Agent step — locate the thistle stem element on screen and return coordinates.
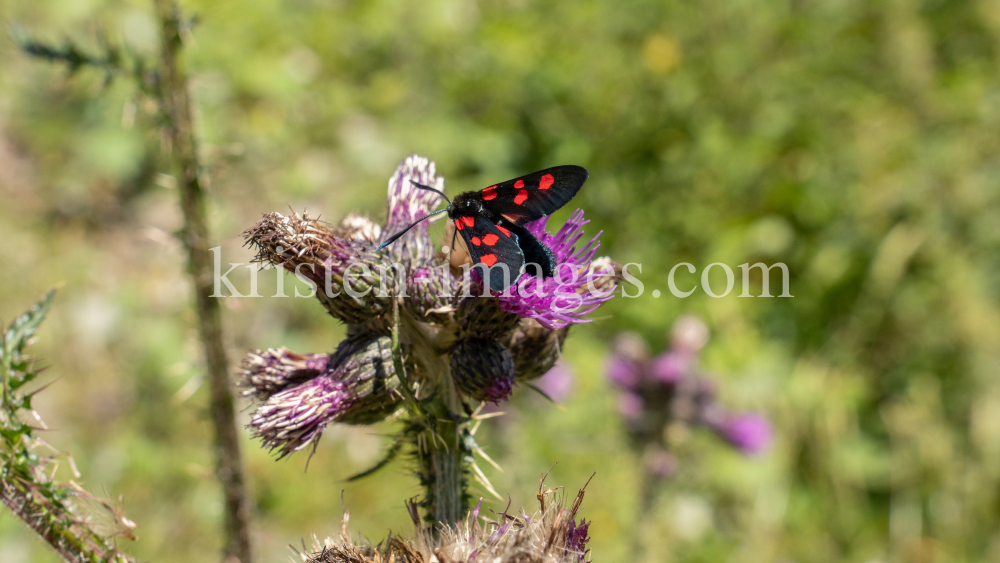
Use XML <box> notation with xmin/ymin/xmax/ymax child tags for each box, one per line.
<box><xmin>154</xmin><ymin>2</ymin><xmax>253</xmax><ymax>561</ymax></box>
<box><xmin>392</xmin><ymin>299</ymin><xmax>468</xmax><ymax>532</ymax></box>
<box><xmin>421</xmin><ymin>418</ymin><xmax>466</xmax><ymax>528</ymax></box>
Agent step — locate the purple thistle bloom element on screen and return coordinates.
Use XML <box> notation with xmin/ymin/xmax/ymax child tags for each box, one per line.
<box><xmin>249</xmin><ymin>376</ymin><xmax>354</xmax><ymax>458</ymax></box>
<box><xmin>650</xmin><ymin>351</ymin><xmax>692</xmax><ymax>384</ymax></box>
<box><xmin>718</xmin><ymin>413</ymin><xmax>773</xmax><ymax>456</ymax></box>
<box><xmin>606</xmin><ymin>317</ymin><xmax>775</xmax><ymax>483</ymax></box>
<box><xmin>606</xmin><ymin>355</ymin><xmax>643</xmax><ymax>390</ymax></box>
<box><xmin>494</xmin><ymin>212</ymin><xmax>614</xmax><ymax>329</ymax></box>
<box><xmin>241</xmin><ymin>335</ymin><xmax>401</xmax><ymax>457</ymax></box>
<box><xmin>239</xmin><ymin>347</ymin><xmax>330</xmax><ymax>399</ymax></box>
<box><xmin>534</xmin><ymin>362</ymin><xmax>574</xmax><ymax>402</ymax></box>
<box><xmin>383</xmin><ymin>155</ymin><xmax>446</xmax><ymax>265</ymax></box>
<box><xmin>242</xmin><ymin>154</ymin><xmax>619</xmax><ymax>445</ymax></box>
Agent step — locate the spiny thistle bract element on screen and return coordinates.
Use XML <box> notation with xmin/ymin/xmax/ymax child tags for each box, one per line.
<box><xmin>240</xmin><ymin>155</ymin><xmax>618</xmax><ymax>525</ymax></box>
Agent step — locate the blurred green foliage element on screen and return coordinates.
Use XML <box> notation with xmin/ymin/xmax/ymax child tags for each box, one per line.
<box><xmin>2</xmin><ymin>0</ymin><xmax>1000</xmax><ymax>562</ymax></box>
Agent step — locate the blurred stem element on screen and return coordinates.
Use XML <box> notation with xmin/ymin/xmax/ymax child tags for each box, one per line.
<box><xmin>632</xmin><ymin>467</ymin><xmax>658</xmax><ymax>560</ymax></box>
<box><xmin>154</xmin><ymin>2</ymin><xmax>253</xmax><ymax>562</ymax></box>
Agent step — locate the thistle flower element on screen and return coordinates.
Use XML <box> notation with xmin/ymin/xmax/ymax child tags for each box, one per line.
<box><xmin>302</xmin><ymin>475</ymin><xmax>594</xmax><ymax>563</ymax></box>
<box><xmin>450</xmin><ymin>338</ymin><xmax>516</xmax><ymax>403</ymax></box>
<box><xmin>493</xmin><ymin>212</ymin><xmax>616</xmax><ymax>330</ymax></box>
<box><xmin>239</xmin><ymin>347</ymin><xmax>330</xmax><ymax>399</ymax></box>
<box><xmin>715</xmin><ymin>413</ymin><xmax>773</xmax><ymax>456</ymax></box>
<box><xmin>241</xmin><ymin>335</ymin><xmax>400</xmax><ymax>458</ymax></box>
<box><xmin>243</xmin><ymin>154</ymin><xmax>617</xmax><ymax>417</ymax></box>
<box><xmin>604</xmin><ymin>315</ymin><xmax>773</xmax><ymax>471</ymax></box>
<box><xmin>241</xmin><ymin>155</ymin><xmax>618</xmax><ymax>527</ymax></box>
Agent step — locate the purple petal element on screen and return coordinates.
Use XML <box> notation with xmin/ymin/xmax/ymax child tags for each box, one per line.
<box><xmin>606</xmin><ymin>355</ymin><xmax>643</xmax><ymax>389</ymax></box>
<box><xmin>719</xmin><ymin>413</ymin><xmax>773</xmax><ymax>456</ymax></box>
<box><xmin>534</xmin><ymin>363</ymin><xmax>573</xmax><ymax>401</ymax></box>
<box><xmin>650</xmin><ymin>351</ymin><xmax>692</xmax><ymax>384</ymax></box>
<box><xmin>493</xmin><ymin>210</ymin><xmax>615</xmax><ymax>329</ymax></box>
<box><xmin>566</xmin><ymin>518</ymin><xmax>591</xmax><ymax>559</ymax></box>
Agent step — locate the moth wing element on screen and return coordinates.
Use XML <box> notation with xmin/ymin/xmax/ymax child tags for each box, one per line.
<box><xmin>478</xmin><ymin>165</ymin><xmax>588</xmax><ymax>222</ymax></box>
<box><xmin>454</xmin><ymin>214</ymin><xmax>524</xmax><ymax>292</ymax></box>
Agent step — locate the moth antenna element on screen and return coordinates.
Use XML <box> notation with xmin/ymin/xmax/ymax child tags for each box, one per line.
<box><xmin>411</xmin><ymin>181</ymin><xmax>452</xmax><ymax>205</ymax></box>
<box><xmin>376</xmin><ymin>209</ymin><xmax>449</xmax><ymax>251</ymax></box>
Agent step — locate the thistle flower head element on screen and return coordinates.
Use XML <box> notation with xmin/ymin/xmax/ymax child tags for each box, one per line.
<box><xmin>605</xmin><ymin>316</ymin><xmax>774</xmax><ymax>463</ymax></box>
<box><xmin>239</xmin><ymin>347</ymin><xmax>329</xmax><ymax>399</ymax></box>
<box><xmin>241</xmin><ymin>335</ymin><xmax>401</xmax><ymax>458</ymax></box>
<box><xmin>494</xmin><ymin>212</ymin><xmax>616</xmax><ymax>330</ymax></box>
<box><xmin>241</xmin><ymin>155</ymin><xmax>619</xmax><ymax>459</ymax></box>
<box><xmin>450</xmin><ymin>338</ymin><xmax>516</xmax><ymax>403</ymax></box>
<box><xmin>303</xmin><ymin>476</ymin><xmax>594</xmax><ymax>563</ymax></box>
<box><xmin>383</xmin><ymin>154</ymin><xmax>445</xmax><ymax>265</ymax></box>
<box><xmin>716</xmin><ymin>413</ymin><xmax>773</xmax><ymax>456</ymax></box>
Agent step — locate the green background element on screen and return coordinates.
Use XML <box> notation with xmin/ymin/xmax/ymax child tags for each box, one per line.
<box><xmin>2</xmin><ymin>0</ymin><xmax>1000</xmax><ymax>561</ymax></box>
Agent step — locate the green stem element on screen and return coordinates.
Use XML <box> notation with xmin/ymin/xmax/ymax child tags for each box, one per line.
<box><xmin>154</xmin><ymin>2</ymin><xmax>253</xmax><ymax>561</ymax></box>
<box><xmin>392</xmin><ymin>299</ymin><xmax>468</xmax><ymax>532</ymax></box>
<box><xmin>422</xmin><ymin>417</ymin><xmax>466</xmax><ymax>528</ymax></box>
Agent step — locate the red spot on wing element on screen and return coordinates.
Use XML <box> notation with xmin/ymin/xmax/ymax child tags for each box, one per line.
<box><xmin>497</xmin><ymin>226</ymin><xmax>511</xmax><ymax>237</ymax></box>
<box><xmin>480</xmin><ymin>254</ymin><xmax>498</xmax><ymax>267</ymax></box>
<box><xmin>482</xmin><ymin>234</ymin><xmax>500</xmax><ymax>246</ymax></box>
<box><xmin>482</xmin><ymin>186</ymin><xmax>497</xmax><ymax>201</ymax></box>
<box><xmin>455</xmin><ymin>219</ymin><xmax>464</xmax><ymax>230</ymax></box>
<box><xmin>461</xmin><ymin>216</ymin><xmax>475</xmax><ymax>228</ymax></box>
<box><xmin>471</xmin><ymin>237</ymin><xmax>481</xmax><ymax>246</ymax></box>
<box><xmin>514</xmin><ymin>180</ymin><xmax>524</xmax><ymax>189</ymax></box>
<box><xmin>539</xmin><ymin>174</ymin><xmax>554</xmax><ymax>190</ymax></box>
<box><xmin>514</xmin><ymin>190</ymin><xmax>528</xmax><ymax>205</ymax></box>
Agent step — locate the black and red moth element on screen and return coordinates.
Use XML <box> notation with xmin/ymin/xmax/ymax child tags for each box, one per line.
<box><xmin>377</xmin><ymin>165</ymin><xmax>589</xmax><ymax>292</ymax></box>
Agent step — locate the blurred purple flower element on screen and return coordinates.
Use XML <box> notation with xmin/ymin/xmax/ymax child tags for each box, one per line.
<box><xmin>650</xmin><ymin>351</ymin><xmax>692</xmax><ymax>383</ymax></box>
<box><xmin>718</xmin><ymin>413</ymin><xmax>773</xmax><ymax>456</ymax></box>
<box><xmin>618</xmin><ymin>392</ymin><xmax>644</xmax><ymax>421</ymax></box>
<box><xmin>606</xmin><ymin>355</ymin><xmax>643</xmax><ymax>389</ymax></box>
<box><xmin>534</xmin><ymin>363</ymin><xmax>573</xmax><ymax>402</ymax></box>
<box><xmin>606</xmin><ymin>332</ymin><xmax>649</xmax><ymax>389</ymax></box>
<box><xmin>605</xmin><ymin>316</ymin><xmax>775</xmax><ymax>482</ymax></box>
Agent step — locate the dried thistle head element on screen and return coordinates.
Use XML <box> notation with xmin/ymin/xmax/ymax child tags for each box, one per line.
<box><xmin>301</xmin><ymin>475</ymin><xmax>595</xmax><ymax>563</ymax></box>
